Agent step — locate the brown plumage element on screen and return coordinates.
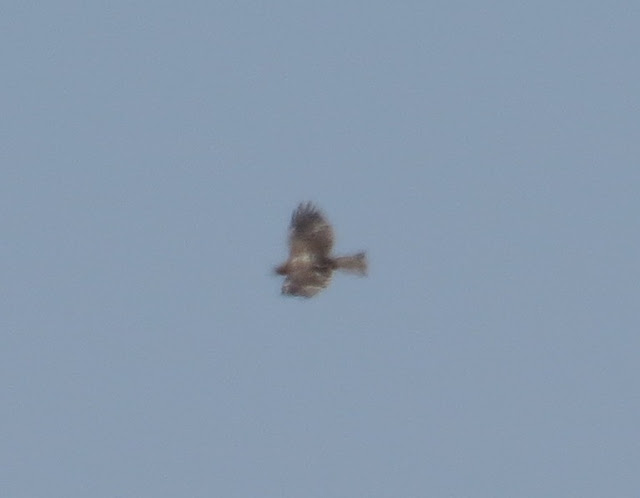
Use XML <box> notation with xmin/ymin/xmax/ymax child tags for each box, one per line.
<box><xmin>275</xmin><ymin>202</ymin><xmax>367</xmax><ymax>297</ymax></box>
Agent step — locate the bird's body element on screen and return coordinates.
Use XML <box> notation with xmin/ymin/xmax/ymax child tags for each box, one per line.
<box><xmin>275</xmin><ymin>202</ymin><xmax>367</xmax><ymax>297</ymax></box>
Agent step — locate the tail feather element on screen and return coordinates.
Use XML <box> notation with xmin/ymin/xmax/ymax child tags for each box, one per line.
<box><xmin>333</xmin><ymin>252</ymin><xmax>367</xmax><ymax>276</ymax></box>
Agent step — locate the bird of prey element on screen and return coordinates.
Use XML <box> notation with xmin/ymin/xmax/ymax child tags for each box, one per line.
<box><xmin>275</xmin><ymin>202</ymin><xmax>367</xmax><ymax>297</ymax></box>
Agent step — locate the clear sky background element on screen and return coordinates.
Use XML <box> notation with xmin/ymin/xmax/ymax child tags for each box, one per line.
<box><xmin>2</xmin><ymin>2</ymin><xmax>639</xmax><ymax>497</ymax></box>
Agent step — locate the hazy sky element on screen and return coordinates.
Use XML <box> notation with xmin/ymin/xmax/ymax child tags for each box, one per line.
<box><xmin>2</xmin><ymin>2</ymin><xmax>639</xmax><ymax>497</ymax></box>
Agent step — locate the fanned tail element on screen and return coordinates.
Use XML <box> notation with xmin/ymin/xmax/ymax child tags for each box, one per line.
<box><xmin>333</xmin><ymin>252</ymin><xmax>367</xmax><ymax>276</ymax></box>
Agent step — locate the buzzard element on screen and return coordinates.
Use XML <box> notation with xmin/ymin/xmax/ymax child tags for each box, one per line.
<box><xmin>275</xmin><ymin>202</ymin><xmax>367</xmax><ymax>297</ymax></box>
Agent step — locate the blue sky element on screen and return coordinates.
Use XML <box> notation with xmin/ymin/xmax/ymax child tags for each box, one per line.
<box><xmin>2</xmin><ymin>2</ymin><xmax>639</xmax><ymax>497</ymax></box>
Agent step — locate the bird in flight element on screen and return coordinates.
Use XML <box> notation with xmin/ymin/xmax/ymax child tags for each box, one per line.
<box><xmin>275</xmin><ymin>202</ymin><xmax>367</xmax><ymax>297</ymax></box>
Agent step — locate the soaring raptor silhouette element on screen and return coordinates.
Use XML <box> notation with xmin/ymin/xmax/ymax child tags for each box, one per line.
<box><xmin>275</xmin><ymin>202</ymin><xmax>367</xmax><ymax>297</ymax></box>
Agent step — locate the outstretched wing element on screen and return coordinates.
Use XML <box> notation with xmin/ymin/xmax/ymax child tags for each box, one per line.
<box><xmin>282</xmin><ymin>268</ymin><xmax>332</xmax><ymax>298</ymax></box>
<box><xmin>288</xmin><ymin>202</ymin><xmax>334</xmax><ymax>259</ymax></box>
